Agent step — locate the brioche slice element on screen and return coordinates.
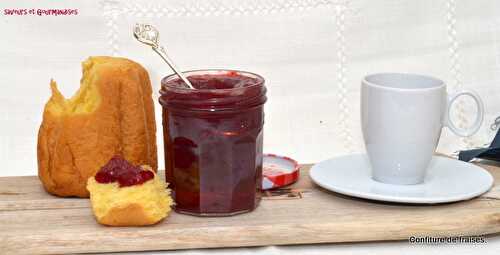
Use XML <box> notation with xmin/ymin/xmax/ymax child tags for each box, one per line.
<box><xmin>87</xmin><ymin>156</ymin><xmax>173</xmax><ymax>226</ymax></box>
<box><xmin>38</xmin><ymin>56</ymin><xmax>157</xmax><ymax>197</ymax></box>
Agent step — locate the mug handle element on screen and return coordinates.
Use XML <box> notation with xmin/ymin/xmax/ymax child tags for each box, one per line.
<box><xmin>445</xmin><ymin>90</ymin><xmax>484</xmax><ymax>137</ymax></box>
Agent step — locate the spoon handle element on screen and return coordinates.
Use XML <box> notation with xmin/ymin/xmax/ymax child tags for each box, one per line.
<box><xmin>152</xmin><ymin>45</ymin><xmax>194</xmax><ymax>89</ymax></box>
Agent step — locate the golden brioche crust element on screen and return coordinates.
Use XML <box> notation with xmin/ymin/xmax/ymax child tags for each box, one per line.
<box><xmin>99</xmin><ymin>203</ymin><xmax>163</xmax><ymax>226</ymax></box>
<box><xmin>38</xmin><ymin>56</ymin><xmax>157</xmax><ymax>197</ymax></box>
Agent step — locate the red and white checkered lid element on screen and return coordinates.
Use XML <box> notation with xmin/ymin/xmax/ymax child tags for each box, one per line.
<box><xmin>262</xmin><ymin>154</ymin><xmax>300</xmax><ymax>190</ymax></box>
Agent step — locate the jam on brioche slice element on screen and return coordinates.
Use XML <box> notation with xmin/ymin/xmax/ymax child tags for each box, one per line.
<box><xmin>94</xmin><ymin>155</ymin><xmax>155</xmax><ymax>187</ymax></box>
<box><xmin>87</xmin><ymin>156</ymin><xmax>173</xmax><ymax>226</ymax></box>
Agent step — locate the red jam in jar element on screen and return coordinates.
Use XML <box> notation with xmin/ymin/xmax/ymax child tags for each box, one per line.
<box><xmin>159</xmin><ymin>70</ymin><xmax>267</xmax><ymax>216</ymax></box>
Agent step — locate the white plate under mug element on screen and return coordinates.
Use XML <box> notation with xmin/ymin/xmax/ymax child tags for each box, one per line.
<box><xmin>309</xmin><ymin>154</ymin><xmax>494</xmax><ymax>204</ymax></box>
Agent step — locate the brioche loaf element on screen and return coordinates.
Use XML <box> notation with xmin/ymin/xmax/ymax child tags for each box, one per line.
<box><xmin>37</xmin><ymin>56</ymin><xmax>157</xmax><ymax>197</ymax></box>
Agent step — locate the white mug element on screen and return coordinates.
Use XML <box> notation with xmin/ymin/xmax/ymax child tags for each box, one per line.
<box><xmin>361</xmin><ymin>73</ymin><xmax>484</xmax><ymax>185</ymax></box>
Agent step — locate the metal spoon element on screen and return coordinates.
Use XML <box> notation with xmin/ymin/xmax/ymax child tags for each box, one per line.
<box><xmin>133</xmin><ymin>23</ymin><xmax>194</xmax><ymax>89</ymax></box>
<box><xmin>491</xmin><ymin>115</ymin><xmax>500</xmax><ymax>131</ymax></box>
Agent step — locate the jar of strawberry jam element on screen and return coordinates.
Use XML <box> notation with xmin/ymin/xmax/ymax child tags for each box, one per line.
<box><xmin>159</xmin><ymin>69</ymin><xmax>267</xmax><ymax>216</ymax></box>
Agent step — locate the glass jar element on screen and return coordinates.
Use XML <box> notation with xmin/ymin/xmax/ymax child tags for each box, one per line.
<box><xmin>159</xmin><ymin>69</ymin><xmax>267</xmax><ymax>216</ymax></box>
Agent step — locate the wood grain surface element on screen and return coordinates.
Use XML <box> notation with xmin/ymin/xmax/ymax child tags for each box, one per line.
<box><xmin>1</xmin><ymin>162</ymin><xmax>500</xmax><ymax>255</ymax></box>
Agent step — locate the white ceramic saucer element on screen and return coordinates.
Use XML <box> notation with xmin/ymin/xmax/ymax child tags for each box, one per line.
<box><xmin>309</xmin><ymin>154</ymin><xmax>494</xmax><ymax>204</ymax></box>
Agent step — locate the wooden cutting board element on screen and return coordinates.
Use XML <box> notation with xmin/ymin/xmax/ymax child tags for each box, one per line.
<box><xmin>1</xmin><ymin>162</ymin><xmax>500</xmax><ymax>255</ymax></box>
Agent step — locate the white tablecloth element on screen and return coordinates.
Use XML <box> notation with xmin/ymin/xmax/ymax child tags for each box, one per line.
<box><xmin>102</xmin><ymin>239</ymin><xmax>500</xmax><ymax>255</ymax></box>
<box><xmin>2</xmin><ymin>0</ymin><xmax>500</xmax><ymax>177</ymax></box>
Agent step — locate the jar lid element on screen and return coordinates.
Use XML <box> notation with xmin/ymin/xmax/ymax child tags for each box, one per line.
<box><xmin>262</xmin><ymin>154</ymin><xmax>300</xmax><ymax>190</ymax></box>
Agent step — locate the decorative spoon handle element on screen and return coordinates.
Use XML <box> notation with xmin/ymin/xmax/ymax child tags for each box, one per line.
<box><xmin>133</xmin><ymin>23</ymin><xmax>194</xmax><ymax>89</ymax></box>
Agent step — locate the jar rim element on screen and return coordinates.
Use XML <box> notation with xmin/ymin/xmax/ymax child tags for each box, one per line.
<box><xmin>160</xmin><ymin>69</ymin><xmax>265</xmax><ymax>93</ymax></box>
<box><xmin>159</xmin><ymin>69</ymin><xmax>267</xmax><ymax>112</ymax></box>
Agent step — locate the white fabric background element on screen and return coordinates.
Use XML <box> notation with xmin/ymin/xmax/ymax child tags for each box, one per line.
<box><xmin>1</xmin><ymin>0</ymin><xmax>500</xmax><ymax>253</ymax></box>
<box><xmin>1</xmin><ymin>0</ymin><xmax>500</xmax><ymax>176</ymax></box>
